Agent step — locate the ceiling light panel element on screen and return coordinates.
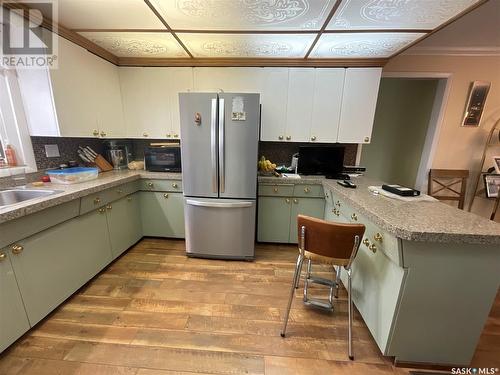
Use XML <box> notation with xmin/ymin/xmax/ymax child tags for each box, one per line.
<box><xmin>50</xmin><ymin>0</ymin><xmax>165</xmax><ymax>29</ymax></box>
<box><xmin>78</xmin><ymin>32</ymin><xmax>188</xmax><ymax>58</ymax></box>
<box><xmin>179</xmin><ymin>33</ymin><xmax>315</xmax><ymax>58</ymax></box>
<box><xmin>310</xmin><ymin>33</ymin><xmax>425</xmax><ymax>58</ymax></box>
<box><xmin>149</xmin><ymin>0</ymin><xmax>337</xmax><ymax>30</ymax></box>
<box><xmin>327</xmin><ymin>0</ymin><xmax>482</xmax><ymax>30</ymax></box>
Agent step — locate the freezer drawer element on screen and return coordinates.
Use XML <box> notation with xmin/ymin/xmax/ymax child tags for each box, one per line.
<box><xmin>184</xmin><ymin>198</ymin><xmax>256</xmax><ymax>259</ymax></box>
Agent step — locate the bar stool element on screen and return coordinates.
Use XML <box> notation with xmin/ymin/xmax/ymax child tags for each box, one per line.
<box><xmin>280</xmin><ymin>215</ymin><xmax>365</xmax><ymax>360</ymax></box>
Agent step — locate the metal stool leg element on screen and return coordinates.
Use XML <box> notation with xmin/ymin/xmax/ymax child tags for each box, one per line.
<box><xmin>347</xmin><ymin>268</ymin><xmax>354</xmax><ymax>360</ymax></box>
<box><xmin>281</xmin><ymin>253</ymin><xmax>304</xmax><ymax>338</ymax></box>
<box><xmin>303</xmin><ymin>259</ymin><xmax>312</xmax><ymax>302</ymax></box>
<box><xmin>334</xmin><ymin>265</ymin><xmax>341</xmax><ymax>298</ymax></box>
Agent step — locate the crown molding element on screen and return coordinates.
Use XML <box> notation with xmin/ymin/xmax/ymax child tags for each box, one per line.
<box><xmin>402</xmin><ymin>46</ymin><xmax>500</xmax><ymax>56</ymax></box>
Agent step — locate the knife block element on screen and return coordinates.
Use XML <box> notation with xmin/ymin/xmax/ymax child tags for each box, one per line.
<box><xmin>94</xmin><ymin>154</ymin><xmax>113</xmax><ymax>172</ymax></box>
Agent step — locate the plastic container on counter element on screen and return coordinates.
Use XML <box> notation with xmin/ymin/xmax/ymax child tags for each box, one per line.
<box><xmin>46</xmin><ymin>167</ymin><xmax>98</xmax><ymax>184</ymax></box>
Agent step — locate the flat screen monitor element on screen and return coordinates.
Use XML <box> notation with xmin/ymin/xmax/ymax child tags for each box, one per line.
<box><xmin>297</xmin><ymin>145</ymin><xmax>345</xmax><ymax>176</ymax></box>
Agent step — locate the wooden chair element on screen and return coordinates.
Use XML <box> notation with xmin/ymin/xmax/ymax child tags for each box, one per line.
<box><xmin>428</xmin><ymin>169</ymin><xmax>469</xmax><ymax>209</ymax></box>
<box><xmin>280</xmin><ymin>215</ymin><xmax>365</xmax><ymax>360</ymax></box>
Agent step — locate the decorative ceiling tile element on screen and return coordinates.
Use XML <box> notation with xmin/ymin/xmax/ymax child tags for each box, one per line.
<box><xmin>327</xmin><ymin>0</ymin><xmax>482</xmax><ymax>30</ymax></box>
<box><xmin>78</xmin><ymin>32</ymin><xmax>188</xmax><ymax>58</ymax></box>
<box><xmin>38</xmin><ymin>0</ymin><xmax>165</xmax><ymax>30</ymax></box>
<box><xmin>310</xmin><ymin>33</ymin><xmax>425</xmax><ymax>58</ymax></box>
<box><xmin>178</xmin><ymin>33</ymin><xmax>315</xmax><ymax>58</ymax></box>
<box><xmin>149</xmin><ymin>0</ymin><xmax>336</xmax><ymax>30</ymax></box>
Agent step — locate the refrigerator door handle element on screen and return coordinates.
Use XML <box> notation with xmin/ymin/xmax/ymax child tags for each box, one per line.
<box><xmin>210</xmin><ymin>98</ymin><xmax>218</xmax><ymax>193</ymax></box>
<box><xmin>186</xmin><ymin>199</ymin><xmax>253</xmax><ymax>208</ymax></box>
<box><xmin>218</xmin><ymin>98</ymin><xmax>225</xmax><ymax>193</ymax></box>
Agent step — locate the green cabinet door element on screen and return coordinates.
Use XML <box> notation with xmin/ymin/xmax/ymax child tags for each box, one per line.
<box><xmin>139</xmin><ymin>192</ymin><xmax>185</xmax><ymax>238</ymax></box>
<box><xmin>9</xmin><ymin>208</ymin><xmax>113</xmax><ymax>326</ymax></box>
<box><xmin>106</xmin><ymin>193</ymin><xmax>143</xmax><ymax>259</ymax></box>
<box><xmin>0</xmin><ymin>250</ymin><xmax>30</xmax><ymax>352</ymax></box>
<box><xmin>289</xmin><ymin>198</ymin><xmax>325</xmax><ymax>244</ymax></box>
<box><xmin>257</xmin><ymin>196</ymin><xmax>292</xmax><ymax>243</ymax></box>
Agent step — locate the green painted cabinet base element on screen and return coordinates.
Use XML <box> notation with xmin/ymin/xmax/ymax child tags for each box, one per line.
<box><xmin>0</xmin><ymin>250</ymin><xmax>30</xmax><ymax>352</ymax></box>
<box><xmin>139</xmin><ymin>192</ymin><xmax>185</xmax><ymax>238</ymax></box>
<box><xmin>9</xmin><ymin>208</ymin><xmax>113</xmax><ymax>326</ymax></box>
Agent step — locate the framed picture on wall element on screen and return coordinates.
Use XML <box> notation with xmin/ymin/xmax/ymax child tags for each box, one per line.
<box><xmin>462</xmin><ymin>81</ymin><xmax>491</xmax><ymax>127</ymax></box>
<box><xmin>493</xmin><ymin>156</ymin><xmax>500</xmax><ymax>174</ymax></box>
<box><xmin>483</xmin><ymin>174</ymin><xmax>500</xmax><ymax>198</ymax></box>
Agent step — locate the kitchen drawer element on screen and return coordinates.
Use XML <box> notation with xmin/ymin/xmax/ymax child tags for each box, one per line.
<box><xmin>258</xmin><ymin>184</ymin><xmax>294</xmax><ymax>197</ymax></box>
<box><xmin>140</xmin><ymin>179</ymin><xmax>182</xmax><ymax>192</ymax></box>
<box><xmin>80</xmin><ymin>181</ymin><xmax>140</xmax><ymax>214</ymax></box>
<box><xmin>293</xmin><ymin>184</ymin><xmax>323</xmax><ymax>198</ymax></box>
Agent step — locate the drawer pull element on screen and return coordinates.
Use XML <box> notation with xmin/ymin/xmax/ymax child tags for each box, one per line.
<box><xmin>369</xmin><ymin>243</ymin><xmax>377</xmax><ymax>253</ymax></box>
<box><xmin>304</xmin><ymin>187</ymin><xmax>310</xmax><ymax>193</ymax></box>
<box><xmin>106</xmin><ymin>204</ymin><xmax>112</xmax><ymax>210</ymax></box>
<box><xmin>362</xmin><ymin>238</ymin><xmax>370</xmax><ymax>247</ymax></box>
<box><xmin>0</xmin><ymin>252</ymin><xmax>6</xmax><ymax>262</ymax></box>
<box><xmin>93</xmin><ymin>197</ymin><xmax>101</xmax><ymax>205</ymax></box>
<box><xmin>351</xmin><ymin>213</ymin><xmax>358</xmax><ymax>221</ymax></box>
<box><xmin>374</xmin><ymin>232</ymin><xmax>383</xmax><ymax>243</ymax></box>
<box><xmin>12</xmin><ymin>244</ymin><xmax>23</xmax><ymax>254</ymax></box>
<box><xmin>293</xmin><ymin>198</ymin><xmax>298</xmax><ymax>204</ymax></box>
<box><xmin>285</xmin><ymin>198</ymin><xmax>290</xmax><ymax>204</ymax></box>
<box><xmin>278</xmin><ymin>135</ymin><xmax>283</xmax><ymax>140</ymax></box>
<box><xmin>147</xmin><ymin>182</ymin><xmax>154</xmax><ymax>188</ymax></box>
<box><xmin>286</xmin><ymin>136</ymin><xmax>291</xmax><ymax>141</ymax></box>
<box><xmin>164</xmin><ymin>193</ymin><xmax>169</xmax><ymax>199</ymax></box>
<box><xmin>172</xmin><ymin>183</ymin><xmax>178</xmax><ymax>189</ymax></box>
<box><xmin>98</xmin><ymin>207</ymin><xmax>106</xmax><ymax>214</ymax></box>
<box><xmin>273</xmin><ymin>187</ymin><xmax>278</xmax><ymax>193</ymax></box>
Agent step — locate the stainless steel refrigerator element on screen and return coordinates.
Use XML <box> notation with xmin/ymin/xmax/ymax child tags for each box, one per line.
<box><xmin>179</xmin><ymin>92</ymin><xmax>260</xmax><ymax>259</ymax></box>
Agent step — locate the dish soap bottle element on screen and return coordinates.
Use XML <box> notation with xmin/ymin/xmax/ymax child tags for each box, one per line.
<box><xmin>5</xmin><ymin>143</ymin><xmax>17</xmax><ymax>166</ymax></box>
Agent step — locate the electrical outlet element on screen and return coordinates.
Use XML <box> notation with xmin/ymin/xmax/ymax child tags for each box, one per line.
<box><xmin>45</xmin><ymin>144</ymin><xmax>60</xmax><ymax>158</ymax></box>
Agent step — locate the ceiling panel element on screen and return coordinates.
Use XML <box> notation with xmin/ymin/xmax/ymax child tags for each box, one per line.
<box><xmin>327</xmin><ymin>0</ymin><xmax>482</xmax><ymax>30</ymax></box>
<box><xmin>78</xmin><ymin>32</ymin><xmax>188</xmax><ymax>58</ymax></box>
<box><xmin>39</xmin><ymin>0</ymin><xmax>166</xmax><ymax>30</ymax></box>
<box><xmin>149</xmin><ymin>0</ymin><xmax>337</xmax><ymax>30</ymax></box>
<box><xmin>310</xmin><ymin>33</ymin><xmax>425</xmax><ymax>58</ymax></box>
<box><xmin>178</xmin><ymin>33</ymin><xmax>315</xmax><ymax>58</ymax></box>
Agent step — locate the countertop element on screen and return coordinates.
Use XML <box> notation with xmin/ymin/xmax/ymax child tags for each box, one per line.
<box><xmin>323</xmin><ymin>176</ymin><xmax>500</xmax><ymax>245</ymax></box>
<box><xmin>0</xmin><ymin>170</ymin><xmax>182</xmax><ymax>224</ymax></box>
<box><xmin>257</xmin><ymin>175</ymin><xmax>326</xmax><ymax>185</ymax></box>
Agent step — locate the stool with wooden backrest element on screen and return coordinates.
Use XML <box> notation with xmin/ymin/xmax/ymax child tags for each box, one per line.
<box><xmin>428</xmin><ymin>169</ymin><xmax>469</xmax><ymax>209</ymax></box>
<box><xmin>280</xmin><ymin>215</ymin><xmax>365</xmax><ymax>360</ymax></box>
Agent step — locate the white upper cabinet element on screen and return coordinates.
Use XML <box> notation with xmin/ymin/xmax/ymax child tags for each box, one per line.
<box><xmin>259</xmin><ymin>68</ymin><xmax>289</xmax><ymax>142</ymax></box>
<box><xmin>337</xmin><ymin>68</ymin><xmax>382</xmax><ymax>144</ymax></box>
<box><xmin>310</xmin><ymin>68</ymin><xmax>345</xmax><ymax>143</ymax></box>
<box><xmin>167</xmin><ymin>68</ymin><xmax>193</xmax><ymax>139</ymax></box>
<box><xmin>193</xmin><ymin>67</ymin><xmax>263</xmax><ymax>93</ymax></box>
<box><xmin>285</xmin><ymin>68</ymin><xmax>315</xmax><ymax>142</ymax></box>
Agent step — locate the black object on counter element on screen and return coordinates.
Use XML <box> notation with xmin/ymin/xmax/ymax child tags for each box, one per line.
<box><xmin>382</xmin><ymin>184</ymin><xmax>420</xmax><ymax>197</ymax></box>
<box><xmin>337</xmin><ymin>180</ymin><xmax>357</xmax><ymax>188</ymax></box>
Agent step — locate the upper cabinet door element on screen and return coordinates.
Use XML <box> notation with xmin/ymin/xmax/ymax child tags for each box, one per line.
<box><xmin>167</xmin><ymin>68</ymin><xmax>193</xmax><ymax>139</ymax></box>
<box><xmin>259</xmin><ymin>68</ymin><xmax>288</xmax><ymax>142</ymax></box>
<box><xmin>193</xmin><ymin>67</ymin><xmax>263</xmax><ymax>93</ymax></box>
<box><xmin>310</xmin><ymin>69</ymin><xmax>345</xmax><ymax>143</ymax></box>
<box><xmin>337</xmin><ymin>68</ymin><xmax>382</xmax><ymax>144</ymax></box>
<box><xmin>285</xmin><ymin>68</ymin><xmax>315</xmax><ymax>143</ymax></box>
<box><xmin>49</xmin><ymin>37</ymin><xmax>98</xmax><ymax>137</ymax></box>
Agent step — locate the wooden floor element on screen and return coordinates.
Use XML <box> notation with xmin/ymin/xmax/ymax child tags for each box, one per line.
<box><xmin>0</xmin><ymin>238</ymin><xmax>498</xmax><ymax>374</ymax></box>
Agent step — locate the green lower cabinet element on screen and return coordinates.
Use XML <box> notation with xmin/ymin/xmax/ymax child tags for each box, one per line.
<box><xmin>9</xmin><ymin>208</ymin><xmax>113</xmax><ymax>326</ymax></box>
<box><xmin>0</xmin><ymin>250</ymin><xmax>30</xmax><ymax>352</ymax></box>
<box><xmin>139</xmin><ymin>192</ymin><xmax>185</xmax><ymax>238</ymax></box>
<box><xmin>106</xmin><ymin>193</ymin><xmax>142</xmax><ymax>259</ymax></box>
<box><xmin>289</xmin><ymin>198</ymin><xmax>325</xmax><ymax>244</ymax></box>
<box><xmin>257</xmin><ymin>196</ymin><xmax>292</xmax><ymax>243</ymax></box>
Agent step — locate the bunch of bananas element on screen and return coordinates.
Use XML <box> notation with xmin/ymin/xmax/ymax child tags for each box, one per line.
<box><xmin>258</xmin><ymin>156</ymin><xmax>276</xmax><ymax>172</ymax></box>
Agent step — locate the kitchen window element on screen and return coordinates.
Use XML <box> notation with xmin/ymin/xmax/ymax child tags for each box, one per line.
<box><xmin>0</xmin><ymin>66</ymin><xmax>37</xmax><ymax>177</ymax></box>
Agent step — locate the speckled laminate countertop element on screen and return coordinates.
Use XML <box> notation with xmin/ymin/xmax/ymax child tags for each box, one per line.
<box><xmin>257</xmin><ymin>175</ymin><xmax>326</xmax><ymax>185</ymax></box>
<box><xmin>0</xmin><ymin>170</ymin><xmax>182</xmax><ymax>224</ymax></box>
<box><xmin>323</xmin><ymin>176</ymin><xmax>500</xmax><ymax>245</ymax></box>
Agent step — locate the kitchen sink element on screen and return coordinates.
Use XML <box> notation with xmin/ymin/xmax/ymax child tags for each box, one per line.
<box><xmin>0</xmin><ymin>188</ymin><xmax>63</xmax><ymax>208</ymax></box>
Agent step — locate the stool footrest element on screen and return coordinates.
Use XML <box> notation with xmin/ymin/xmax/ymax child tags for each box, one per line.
<box><xmin>307</xmin><ymin>275</ymin><xmax>336</xmax><ymax>287</ymax></box>
<box><xmin>303</xmin><ymin>298</ymin><xmax>334</xmax><ymax>311</ymax></box>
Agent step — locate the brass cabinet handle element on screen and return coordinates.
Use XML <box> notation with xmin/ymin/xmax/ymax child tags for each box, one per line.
<box><xmin>293</xmin><ymin>198</ymin><xmax>298</xmax><ymax>204</ymax></box>
<box><xmin>98</xmin><ymin>207</ymin><xmax>106</xmax><ymax>214</ymax></box>
<box><xmin>11</xmin><ymin>244</ymin><xmax>23</xmax><ymax>254</ymax></box>
<box><xmin>273</xmin><ymin>187</ymin><xmax>279</xmax><ymax>193</ymax></box>
<box><xmin>332</xmin><ymin>208</ymin><xmax>339</xmax><ymax>216</ymax></box>
<box><xmin>0</xmin><ymin>252</ymin><xmax>6</xmax><ymax>262</ymax></box>
<box><xmin>92</xmin><ymin>129</ymin><xmax>99</xmax><ymax>137</ymax></box>
<box><xmin>336</xmin><ymin>200</ymin><xmax>341</xmax><ymax>207</ymax></box>
<box><xmin>374</xmin><ymin>232</ymin><xmax>383</xmax><ymax>243</ymax></box>
<box><xmin>286</xmin><ymin>136</ymin><xmax>291</xmax><ymax>141</ymax></box>
<box><xmin>285</xmin><ymin>198</ymin><xmax>290</xmax><ymax>204</ymax></box>
<box><xmin>304</xmin><ymin>187</ymin><xmax>310</xmax><ymax>193</ymax></box>
<box><xmin>364</xmin><ymin>136</ymin><xmax>370</xmax><ymax>143</ymax></box>
<box><xmin>117</xmin><ymin>189</ymin><xmax>123</xmax><ymax>194</ymax></box>
<box><xmin>164</xmin><ymin>193</ymin><xmax>169</xmax><ymax>199</ymax></box>
<box><xmin>362</xmin><ymin>238</ymin><xmax>370</xmax><ymax>247</ymax></box>
<box><xmin>174</xmin><ymin>134</ymin><xmax>179</xmax><ymax>138</ymax></box>
<box><xmin>100</xmin><ymin>131</ymin><xmax>107</xmax><ymax>137</ymax></box>
<box><xmin>143</xmin><ymin>133</ymin><xmax>149</xmax><ymax>137</ymax></box>
<box><xmin>325</xmin><ymin>192</ymin><xmax>329</xmax><ymax>198</ymax></box>
<box><xmin>278</xmin><ymin>135</ymin><xmax>283</xmax><ymax>140</ymax></box>
<box><xmin>351</xmin><ymin>213</ymin><xmax>358</xmax><ymax>221</ymax></box>
<box><xmin>166</xmin><ymin>134</ymin><xmax>171</xmax><ymax>138</ymax></box>
<box><xmin>93</xmin><ymin>197</ymin><xmax>101</xmax><ymax>205</ymax></box>
<box><xmin>172</xmin><ymin>183</ymin><xmax>178</xmax><ymax>188</ymax></box>
<box><xmin>147</xmin><ymin>182</ymin><xmax>154</xmax><ymax>188</ymax></box>
<box><xmin>311</xmin><ymin>136</ymin><xmax>316</xmax><ymax>141</ymax></box>
<box><xmin>369</xmin><ymin>243</ymin><xmax>377</xmax><ymax>253</ymax></box>
<box><xmin>106</xmin><ymin>204</ymin><xmax>112</xmax><ymax>210</ymax></box>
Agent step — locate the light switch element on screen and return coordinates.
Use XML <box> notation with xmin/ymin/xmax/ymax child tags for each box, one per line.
<box><xmin>45</xmin><ymin>144</ymin><xmax>60</xmax><ymax>158</ymax></box>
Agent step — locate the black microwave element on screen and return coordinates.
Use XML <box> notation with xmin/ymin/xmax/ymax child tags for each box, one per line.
<box><xmin>144</xmin><ymin>145</ymin><xmax>181</xmax><ymax>172</ymax></box>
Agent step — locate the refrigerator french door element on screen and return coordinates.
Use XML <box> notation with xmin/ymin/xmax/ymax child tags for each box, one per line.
<box><xmin>179</xmin><ymin>92</ymin><xmax>260</xmax><ymax>259</ymax></box>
